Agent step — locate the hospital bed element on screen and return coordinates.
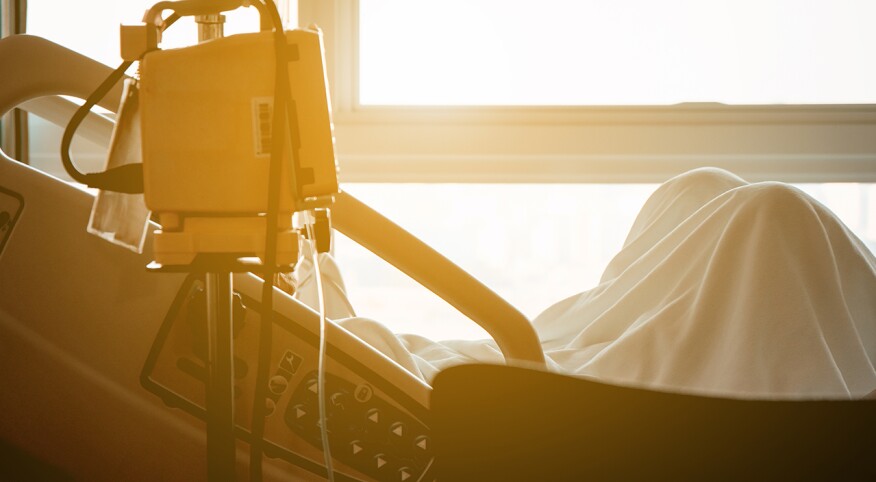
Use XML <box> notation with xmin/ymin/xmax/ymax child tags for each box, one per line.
<box><xmin>1</xmin><ymin>33</ymin><xmax>874</xmax><ymax>481</ymax></box>
<box><xmin>431</xmin><ymin>364</ymin><xmax>876</xmax><ymax>481</ymax></box>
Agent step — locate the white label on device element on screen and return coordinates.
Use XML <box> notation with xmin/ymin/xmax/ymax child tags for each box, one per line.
<box><xmin>252</xmin><ymin>97</ymin><xmax>273</xmax><ymax>157</ymax></box>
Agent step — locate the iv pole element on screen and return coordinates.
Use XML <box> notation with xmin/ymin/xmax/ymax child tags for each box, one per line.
<box><xmin>138</xmin><ymin>3</ymin><xmax>312</xmax><ymax>479</ymax></box>
<box><xmin>196</xmin><ymin>14</ymin><xmax>237</xmax><ymax>482</ymax></box>
<box><xmin>204</xmin><ymin>271</ymin><xmax>236</xmax><ymax>481</ymax></box>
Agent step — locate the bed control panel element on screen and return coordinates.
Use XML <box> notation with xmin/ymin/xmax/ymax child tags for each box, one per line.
<box><xmin>285</xmin><ymin>371</ymin><xmax>433</xmax><ymax>481</ymax></box>
<box><xmin>141</xmin><ymin>275</ymin><xmax>434</xmax><ymax>481</ymax></box>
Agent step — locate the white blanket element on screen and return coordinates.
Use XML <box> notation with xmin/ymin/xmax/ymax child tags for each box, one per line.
<box><xmin>296</xmin><ymin>168</ymin><xmax>876</xmax><ymax>399</ymax></box>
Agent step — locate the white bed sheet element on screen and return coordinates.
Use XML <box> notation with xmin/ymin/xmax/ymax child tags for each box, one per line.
<box><xmin>296</xmin><ymin>168</ymin><xmax>876</xmax><ymax>399</ymax></box>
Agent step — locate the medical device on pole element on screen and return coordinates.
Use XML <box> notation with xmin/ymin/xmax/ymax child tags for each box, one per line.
<box><xmin>61</xmin><ymin>1</ymin><xmax>339</xmax><ymax>480</ymax></box>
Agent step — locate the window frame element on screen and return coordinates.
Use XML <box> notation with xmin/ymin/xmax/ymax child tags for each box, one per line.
<box><xmin>300</xmin><ymin>0</ymin><xmax>876</xmax><ymax>183</ymax></box>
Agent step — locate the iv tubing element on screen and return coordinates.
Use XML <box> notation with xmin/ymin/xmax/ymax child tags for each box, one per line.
<box><xmin>306</xmin><ymin>212</ymin><xmax>335</xmax><ymax>481</ymax></box>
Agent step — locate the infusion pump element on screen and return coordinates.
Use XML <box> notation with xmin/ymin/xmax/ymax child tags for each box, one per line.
<box><xmin>135</xmin><ymin>28</ymin><xmax>340</xmax><ymax>266</ymax></box>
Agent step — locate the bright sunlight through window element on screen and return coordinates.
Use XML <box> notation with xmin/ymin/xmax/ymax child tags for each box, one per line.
<box><xmin>335</xmin><ymin>183</ymin><xmax>876</xmax><ymax>341</ymax></box>
<box><xmin>359</xmin><ymin>0</ymin><xmax>876</xmax><ymax>106</ymax></box>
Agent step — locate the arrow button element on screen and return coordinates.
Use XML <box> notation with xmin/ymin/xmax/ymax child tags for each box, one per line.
<box><xmin>414</xmin><ymin>435</ymin><xmax>429</xmax><ymax>451</ymax></box>
<box><xmin>366</xmin><ymin>408</ymin><xmax>380</xmax><ymax>424</ymax></box>
<box><xmin>293</xmin><ymin>405</ymin><xmax>306</xmax><ymax>419</ymax></box>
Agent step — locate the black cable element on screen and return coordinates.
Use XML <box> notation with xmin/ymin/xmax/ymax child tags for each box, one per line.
<box><xmin>60</xmin><ymin>59</ymin><xmax>137</xmax><ymax>192</ymax></box>
<box><xmin>250</xmin><ymin>1</ymin><xmax>288</xmax><ymax>481</ymax></box>
<box><xmin>60</xmin><ymin>13</ymin><xmax>181</xmax><ymax>194</ymax></box>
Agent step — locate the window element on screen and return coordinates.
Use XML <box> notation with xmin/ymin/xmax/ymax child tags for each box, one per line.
<box><xmin>303</xmin><ymin>0</ymin><xmax>876</xmax><ymax>184</ymax></box>
<box><xmin>334</xmin><ymin>183</ymin><xmax>654</xmax><ymax>339</ymax></box>
<box><xmin>359</xmin><ymin>0</ymin><xmax>876</xmax><ymax>106</ymax></box>
<box><xmin>335</xmin><ymin>182</ymin><xmax>876</xmax><ymax>340</ymax></box>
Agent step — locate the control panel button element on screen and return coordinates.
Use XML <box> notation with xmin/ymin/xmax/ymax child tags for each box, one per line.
<box><xmin>283</xmin><ymin>371</ymin><xmax>430</xmax><ymax>482</ymax></box>
<box><xmin>354</xmin><ymin>383</ymin><xmax>373</xmax><ymax>403</ymax></box>
<box><xmin>268</xmin><ymin>375</ymin><xmax>288</xmax><ymax>395</ymax></box>
<box><xmin>330</xmin><ymin>392</ymin><xmax>347</xmax><ymax>410</ymax></box>
<box><xmin>414</xmin><ymin>435</ymin><xmax>429</xmax><ymax>451</ymax></box>
<box><xmin>366</xmin><ymin>408</ymin><xmax>380</xmax><ymax>424</ymax></box>
<box><xmin>292</xmin><ymin>404</ymin><xmax>307</xmax><ymax>420</ymax></box>
<box><xmin>279</xmin><ymin>350</ymin><xmax>302</xmax><ymax>375</ymax></box>
<box><xmin>264</xmin><ymin>398</ymin><xmax>276</xmax><ymax>416</ymax></box>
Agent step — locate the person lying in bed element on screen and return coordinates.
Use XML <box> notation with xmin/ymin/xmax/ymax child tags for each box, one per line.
<box><xmin>288</xmin><ymin>168</ymin><xmax>876</xmax><ymax>400</ymax></box>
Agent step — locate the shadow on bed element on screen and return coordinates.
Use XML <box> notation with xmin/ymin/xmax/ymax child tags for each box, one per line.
<box><xmin>431</xmin><ymin>364</ymin><xmax>876</xmax><ymax>481</ymax></box>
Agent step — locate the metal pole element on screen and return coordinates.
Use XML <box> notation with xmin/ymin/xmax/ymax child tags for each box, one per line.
<box><xmin>1</xmin><ymin>0</ymin><xmax>29</xmax><ymax>164</ymax></box>
<box><xmin>194</xmin><ymin>15</ymin><xmax>235</xmax><ymax>482</ymax></box>
<box><xmin>193</xmin><ymin>15</ymin><xmax>239</xmax><ymax>482</ymax></box>
<box><xmin>205</xmin><ymin>272</ymin><xmax>236</xmax><ymax>482</ymax></box>
<box><xmin>196</xmin><ymin>14</ymin><xmax>225</xmax><ymax>44</ymax></box>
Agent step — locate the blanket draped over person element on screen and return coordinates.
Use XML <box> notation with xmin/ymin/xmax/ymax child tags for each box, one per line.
<box><xmin>293</xmin><ymin>168</ymin><xmax>876</xmax><ymax>399</ymax></box>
